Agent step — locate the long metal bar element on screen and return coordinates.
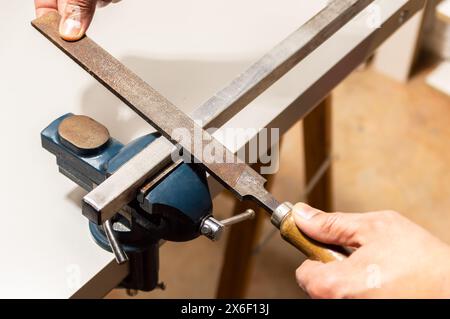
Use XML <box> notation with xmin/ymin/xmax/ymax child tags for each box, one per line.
<box><xmin>191</xmin><ymin>0</ymin><xmax>375</xmax><ymax>129</ymax></box>
<box><xmin>32</xmin><ymin>0</ymin><xmax>375</xmax><ymax>224</ymax></box>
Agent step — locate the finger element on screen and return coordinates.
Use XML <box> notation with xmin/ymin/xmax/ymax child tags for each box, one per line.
<box><xmin>59</xmin><ymin>0</ymin><xmax>98</xmax><ymax>41</ymax></box>
<box><xmin>35</xmin><ymin>0</ymin><xmax>58</xmax><ymax>17</ymax></box>
<box><xmin>292</xmin><ymin>203</ymin><xmax>366</xmax><ymax>247</ymax></box>
<box><xmin>98</xmin><ymin>0</ymin><xmax>122</xmax><ymax>8</ymax></box>
<box><xmin>97</xmin><ymin>0</ymin><xmax>112</xmax><ymax>8</ymax></box>
<box><xmin>295</xmin><ymin>259</ymin><xmax>323</xmax><ymax>292</ymax></box>
<box><xmin>296</xmin><ymin>259</ymin><xmax>352</xmax><ymax>299</ymax></box>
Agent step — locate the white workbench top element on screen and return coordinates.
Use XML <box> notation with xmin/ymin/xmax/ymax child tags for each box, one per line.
<box><xmin>0</xmin><ymin>0</ymin><xmax>327</xmax><ymax>299</ymax></box>
<box><xmin>0</xmin><ymin>0</ymin><xmax>418</xmax><ymax>298</ymax></box>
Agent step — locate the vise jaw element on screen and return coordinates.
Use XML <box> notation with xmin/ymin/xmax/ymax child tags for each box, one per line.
<box><xmin>41</xmin><ymin>114</ymin><xmax>213</xmax><ymax>291</ymax></box>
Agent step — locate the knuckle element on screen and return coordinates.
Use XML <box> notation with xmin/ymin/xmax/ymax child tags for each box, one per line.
<box><xmin>347</xmin><ymin>226</ymin><xmax>364</xmax><ymax>245</ymax></box>
<box><xmin>308</xmin><ymin>275</ymin><xmax>346</xmax><ymax>299</ymax></box>
<box><xmin>319</xmin><ymin>213</ymin><xmax>359</xmax><ymax>243</ymax></box>
<box><xmin>295</xmin><ymin>267</ymin><xmax>303</xmax><ymax>283</ymax></box>
<box><xmin>366</xmin><ymin>211</ymin><xmax>389</xmax><ymax>228</ymax></box>
<box><xmin>319</xmin><ymin>213</ymin><xmax>342</xmax><ymax>234</ymax></box>
<box><xmin>295</xmin><ymin>261</ymin><xmax>313</xmax><ymax>283</ymax></box>
<box><xmin>296</xmin><ymin>260</ymin><xmax>320</xmax><ymax>293</ymax></box>
<box><xmin>307</xmin><ymin>282</ymin><xmax>326</xmax><ymax>299</ymax></box>
<box><xmin>369</xmin><ymin>218</ymin><xmax>386</xmax><ymax>233</ymax></box>
<box><xmin>379</xmin><ymin>210</ymin><xmax>399</xmax><ymax>222</ymax></box>
<box><xmin>363</xmin><ymin>211</ymin><xmax>400</xmax><ymax>235</ymax></box>
<box><xmin>69</xmin><ymin>0</ymin><xmax>96</xmax><ymax>10</ymax></box>
<box><xmin>384</xmin><ymin>210</ymin><xmax>400</xmax><ymax>219</ymax></box>
<box><xmin>295</xmin><ymin>273</ymin><xmax>306</xmax><ymax>290</ymax></box>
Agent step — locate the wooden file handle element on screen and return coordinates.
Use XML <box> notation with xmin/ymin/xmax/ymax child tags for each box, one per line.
<box><xmin>277</xmin><ymin>212</ymin><xmax>349</xmax><ymax>263</ymax></box>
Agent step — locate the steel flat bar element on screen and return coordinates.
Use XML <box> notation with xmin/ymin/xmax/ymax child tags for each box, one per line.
<box><xmin>32</xmin><ymin>0</ymin><xmax>374</xmax><ymax>224</ymax></box>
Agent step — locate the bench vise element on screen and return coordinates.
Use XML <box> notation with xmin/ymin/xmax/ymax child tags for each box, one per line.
<box><xmin>42</xmin><ymin>114</ymin><xmax>254</xmax><ymax>293</ymax></box>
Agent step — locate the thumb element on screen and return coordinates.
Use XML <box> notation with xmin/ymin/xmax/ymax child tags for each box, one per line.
<box><xmin>291</xmin><ymin>203</ymin><xmax>364</xmax><ymax>247</ymax></box>
<box><xmin>59</xmin><ymin>0</ymin><xmax>97</xmax><ymax>41</ymax></box>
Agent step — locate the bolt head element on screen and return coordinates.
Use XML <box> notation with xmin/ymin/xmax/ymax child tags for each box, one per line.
<box><xmin>201</xmin><ymin>225</ymin><xmax>212</xmax><ymax>235</ymax></box>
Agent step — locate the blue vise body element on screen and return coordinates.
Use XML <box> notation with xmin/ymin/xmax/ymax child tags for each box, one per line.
<box><xmin>41</xmin><ymin>114</ymin><xmax>213</xmax><ymax>242</ymax></box>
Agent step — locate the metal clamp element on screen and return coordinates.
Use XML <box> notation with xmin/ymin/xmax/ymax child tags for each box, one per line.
<box><xmin>270</xmin><ymin>202</ymin><xmax>294</xmax><ymax>229</ymax></box>
<box><xmin>200</xmin><ymin>209</ymin><xmax>256</xmax><ymax>241</ymax></box>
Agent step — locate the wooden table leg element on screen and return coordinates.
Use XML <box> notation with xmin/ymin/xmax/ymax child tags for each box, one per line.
<box><xmin>216</xmin><ymin>96</ymin><xmax>333</xmax><ymax>297</ymax></box>
<box><xmin>216</xmin><ymin>158</ymin><xmax>279</xmax><ymax>298</ymax></box>
<box><xmin>303</xmin><ymin>96</ymin><xmax>333</xmax><ymax>211</ymax></box>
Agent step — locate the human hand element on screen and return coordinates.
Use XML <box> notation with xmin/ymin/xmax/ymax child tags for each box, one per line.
<box><xmin>293</xmin><ymin>203</ymin><xmax>450</xmax><ymax>298</ymax></box>
<box><xmin>34</xmin><ymin>0</ymin><xmax>118</xmax><ymax>41</ymax></box>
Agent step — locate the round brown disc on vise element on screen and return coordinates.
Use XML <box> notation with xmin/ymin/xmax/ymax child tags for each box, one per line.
<box><xmin>58</xmin><ymin>115</ymin><xmax>110</xmax><ymax>154</ymax></box>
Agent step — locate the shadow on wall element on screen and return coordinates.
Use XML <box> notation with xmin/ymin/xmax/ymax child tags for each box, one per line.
<box><xmin>79</xmin><ymin>56</ymin><xmax>254</xmax><ymax>144</ymax></box>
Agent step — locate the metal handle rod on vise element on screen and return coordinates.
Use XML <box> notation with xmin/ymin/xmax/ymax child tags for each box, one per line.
<box><xmin>103</xmin><ymin>220</ymin><xmax>128</xmax><ymax>264</ymax></box>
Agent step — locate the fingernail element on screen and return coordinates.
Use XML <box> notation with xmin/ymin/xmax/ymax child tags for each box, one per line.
<box><xmin>293</xmin><ymin>205</ymin><xmax>316</xmax><ymax>220</ymax></box>
<box><xmin>59</xmin><ymin>5</ymin><xmax>82</xmax><ymax>41</ymax></box>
